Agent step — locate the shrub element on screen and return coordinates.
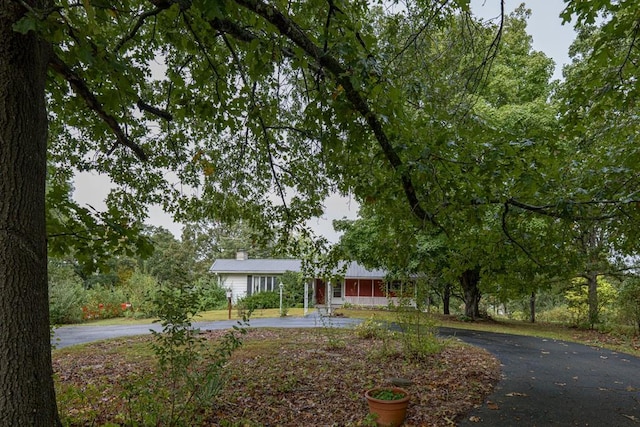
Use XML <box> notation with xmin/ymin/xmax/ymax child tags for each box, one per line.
<box><xmin>84</xmin><ymin>286</ymin><xmax>128</xmax><ymax>320</ymax></box>
<box><xmin>122</xmin><ymin>271</ymin><xmax>160</xmax><ymax>318</ymax></box>
<box><xmin>49</xmin><ymin>277</ymin><xmax>86</xmax><ymax>324</ymax></box>
<box><xmin>237</xmin><ymin>291</ymin><xmax>280</xmax><ymax>311</ymax></box>
<box><xmin>354</xmin><ymin>317</ymin><xmax>390</xmax><ymax>340</ymax></box>
<box><xmin>192</xmin><ymin>276</ymin><xmax>228</xmax><ymax>311</ymax></box>
<box><xmin>391</xmin><ymin>299</ymin><xmax>442</xmax><ymax>360</ymax></box>
<box><xmin>121</xmin><ymin>283</ymin><xmax>249</xmax><ymax>426</ymax></box>
<box><xmin>616</xmin><ymin>277</ymin><xmax>640</xmax><ymax>332</ymax></box>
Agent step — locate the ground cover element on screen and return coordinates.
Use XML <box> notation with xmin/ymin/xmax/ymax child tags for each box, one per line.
<box><xmin>54</xmin><ymin>327</ymin><xmax>500</xmax><ymax>426</ymax></box>
<box><xmin>66</xmin><ymin>308</ymin><xmax>307</xmax><ymax>327</ymax></box>
<box><xmin>339</xmin><ymin>308</ymin><xmax>640</xmax><ymax>358</ymax></box>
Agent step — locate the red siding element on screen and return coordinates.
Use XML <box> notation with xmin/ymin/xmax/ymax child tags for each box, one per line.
<box><xmin>358</xmin><ymin>279</ymin><xmax>373</xmax><ymax>296</ymax></box>
<box><xmin>373</xmin><ymin>280</ymin><xmax>385</xmax><ymax>297</ymax></box>
<box><xmin>315</xmin><ymin>279</ymin><xmax>325</xmax><ymax>304</ymax></box>
<box><xmin>345</xmin><ymin>279</ymin><xmax>359</xmax><ymax>297</ymax></box>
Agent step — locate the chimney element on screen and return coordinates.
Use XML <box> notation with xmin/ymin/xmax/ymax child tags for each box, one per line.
<box><xmin>236</xmin><ymin>250</ymin><xmax>248</xmax><ymax>260</ymax></box>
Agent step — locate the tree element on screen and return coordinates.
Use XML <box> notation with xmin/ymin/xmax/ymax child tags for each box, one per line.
<box><xmin>335</xmin><ymin>6</ymin><xmax>561</xmax><ymax>319</ymax></box>
<box><xmin>2</xmin><ymin>0</ymin><xmax>639</xmax><ymax>423</ymax></box>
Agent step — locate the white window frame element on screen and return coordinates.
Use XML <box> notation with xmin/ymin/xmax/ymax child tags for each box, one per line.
<box><xmin>253</xmin><ymin>275</ymin><xmax>280</xmax><ymax>294</ymax></box>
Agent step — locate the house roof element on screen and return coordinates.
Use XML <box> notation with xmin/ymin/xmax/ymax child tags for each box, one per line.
<box><xmin>210</xmin><ymin>258</ymin><xmax>387</xmax><ymax>279</ymax></box>
<box><xmin>210</xmin><ymin>259</ymin><xmax>302</xmax><ymax>274</ymax></box>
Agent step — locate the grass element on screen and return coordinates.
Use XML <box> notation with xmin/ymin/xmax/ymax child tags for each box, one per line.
<box><xmin>63</xmin><ymin>306</ymin><xmax>640</xmax><ymax>357</ymax></box>
<box><xmin>338</xmin><ymin>307</ymin><xmax>640</xmax><ymax>358</ymax></box>
<box><xmin>53</xmin><ymin>306</ymin><xmax>640</xmax><ymax>425</ymax></box>
<box><xmin>67</xmin><ymin>307</ymin><xmax>307</xmax><ymax>327</ymax></box>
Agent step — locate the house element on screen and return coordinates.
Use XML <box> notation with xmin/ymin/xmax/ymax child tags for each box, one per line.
<box><xmin>209</xmin><ymin>251</ymin><xmax>415</xmax><ymax>312</ymax></box>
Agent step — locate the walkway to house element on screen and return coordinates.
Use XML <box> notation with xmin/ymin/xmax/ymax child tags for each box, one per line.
<box><xmin>54</xmin><ymin>314</ymin><xmax>640</xmax><ymax>426</ymax></box>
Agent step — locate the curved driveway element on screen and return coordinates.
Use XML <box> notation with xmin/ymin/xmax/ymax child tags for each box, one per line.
<box><xmin>54</xmin><ymin>316</ymin><xmax>640</xmax><ymax>426</ymax></box>
<box><xmin>439</xmin><ymin>328</ymin><xmax>640</xmax><ymax>426</ymax></box>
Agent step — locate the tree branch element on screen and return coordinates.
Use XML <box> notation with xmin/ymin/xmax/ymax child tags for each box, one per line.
<box><xmin>115</xmin><ymin>5</ymin><xmax>167</xmax><ymax>52</ymax></box>
<box><xmin>48</xmin><ymin>52</ymin><xmax>148</xmax><ymax>161</ymax></box>
<box><xmin>501</xmin><ymin>202</ymin><xmax>542</xmax><ymax>267</ymax></box>
<box><xmin>232</xmin><ymin>0</ymin><xmax>437</xmax><ymax>227</ymax></box>
<box><xmin>136</xmin><ymin>99</ymin><xmax>173</xmax><ymax>121</ymax></box>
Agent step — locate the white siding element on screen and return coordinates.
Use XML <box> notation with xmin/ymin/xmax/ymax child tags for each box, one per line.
<box><xmin>216</xmin><ymin>274</ymin><xmax>250</xmax><ymax>303</ymax></box>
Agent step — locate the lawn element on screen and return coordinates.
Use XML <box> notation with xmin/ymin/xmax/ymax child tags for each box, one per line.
<box><xmin>54</xmin><ymin>325</ymin><xmax>500</xmax><ymax>426</ymax></box>
<box><xmin>53</xmin><ymin>307</ymin><xmax>640</xmax><ymax>425</ymax></box>
<box><xmin>338</xmin><ymin>308</ymin><xmax>640</xmax><ymax>358</ymax></box>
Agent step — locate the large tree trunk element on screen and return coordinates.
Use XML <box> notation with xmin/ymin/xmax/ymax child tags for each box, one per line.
<box><xmin>0</xmin><ymin>3</ymin><xmax>60</xmax><ymax>425</ymax></box>
<box><xmin>586</xmin><ymin>272</ymin><xmax>598</xmax><ymax>329</ymax></box>
<box><xmin>460</xmin><ymin>268</ymin><xmax>481</xmax><ymax>320</ymax></box>
<box><xmin>443</xmin><ymin>283</ymin><xmax>451</xmax><ymax>315</ymax></box>
<box><xmin>530</xmin><ymin>291</ymin><xmax>536</xmax><ymax>323</ymax></box>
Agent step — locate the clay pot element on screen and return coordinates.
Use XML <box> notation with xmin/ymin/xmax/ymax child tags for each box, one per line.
<box><xmin>364</xmin><ymin>387</ymin><xmax>410</xmax><ymax>427</ymax></box>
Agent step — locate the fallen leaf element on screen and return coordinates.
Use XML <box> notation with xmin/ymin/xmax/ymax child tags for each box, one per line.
<box><xmin>487</xmin><ymin>401</ymin><xmax>499</xmax><ymax>410</ymax></box>
<box><xmin>469</xmin><ymin>416</ymin><xmax>482</xmax><ymax>422</ymax></box>
<box><xmin>505</xmin><ymin>392</ymin><xmax>528</xmax><ymax>397</ymax></box>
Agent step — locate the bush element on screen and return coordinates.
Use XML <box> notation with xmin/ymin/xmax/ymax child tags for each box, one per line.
<box><xmin>237</xmin><ymin>291</ymin><xmax>280</xmax><ymax>312</ymax></box>
<box><xmin>535</xmin><ymin>305</ymin><xmax>574</xmax><ymax>324</ymax></box>
<box><xmin>616</xmin><ymin>277</ymin><xmax>640</xmax><ymax>332</ymax></box>
<box><xmin>122</xmin><ymin>271</ymin><xmax>160</xmax><ymax>318</ymax></box>
<box><xmin>354</xmin><ymin>317</ymin><xmax>390</xmax><ymax>340</ymax></box>
<box><xmin>122</xmin><ymin>283</ymin><xmax>249</xmax><ymax>426</ymax></box>
<box><xmin>84</xmin><ymin>286</ymin><xmax>128</xmax><ymax>320</ymax></box>
<box><xmin>192</xmin><ymin>276</ymin><xmax>228</xmax><ymax>311</ymax></box>
<box><xmin>49</xmin><ymin>277</ymin><xmax>86</xmax><ymax>324</ymax></box>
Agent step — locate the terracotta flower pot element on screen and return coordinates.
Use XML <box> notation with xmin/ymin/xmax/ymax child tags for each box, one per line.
<box><xmin>364</xmin><ymin>386</ymin><xmax>410</xmax><ymax>427</ymax></box>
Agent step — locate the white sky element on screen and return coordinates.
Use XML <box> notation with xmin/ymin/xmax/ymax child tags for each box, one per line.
<box><xmin>73</xmin><ymin>1</ymin><xmax>576</xmax><ymax>243</ymax></box>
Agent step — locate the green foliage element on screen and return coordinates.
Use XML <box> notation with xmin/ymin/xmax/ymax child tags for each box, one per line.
<box><xmin>391</xmin><ymin>299</ymin><xmax>442</xmax><ymax>360</ymax></box>
<box><xmin>193</xmin><ymin>276</ymin><xmax>229</xmax><ymax>311</ymax></box>
<box><xmin>616</xmin><ymin>277</ymin><xmax>640</xmax><ymax>332</ymax></box>
<box><xmin>369</xmin><ymin>389</ymin><xmax>407</xmax><ymax>401</ymax></box>
<box><xmin>84</xmin><ymin>286</ymin><xmax>128</xmax><ymax>320</ymax></box>
<box><xmin>280</xmin><ymin>270</ymin><xmax>306</xmax><ymax>309</ymax></box>
<box><xmin>48</xmin><ymin>275</ymin><xmax>86</xmax><ymax>325</ymax></box>
<box><xmin>564</xmin><ymin>278</ymin><xmax>618</xmax><ymax>327</ymax></box>
<box><xmin>236</xmin><ymin>291</ymin><xmax>280</xmax><ymax>312</ymax></box>
<box><xmin>354</xmin><ymin>316</ymin><xmax>391</xmax><ymax>340</ymax></box>
<box><xmin>130</xmin><ymin>283</ymin><xmax>249</xmax><ymax>426</ymax></box>
<box><xmin>121</xmin><ymin>271</ymin><xmax>160</xmax><ymax>318</ymax></box>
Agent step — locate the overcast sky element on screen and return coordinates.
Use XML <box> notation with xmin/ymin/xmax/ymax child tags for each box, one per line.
<box><xmin>73</xmin><ymin>1</ymin><xmax>577</xmax><ymax>243</ymax></box>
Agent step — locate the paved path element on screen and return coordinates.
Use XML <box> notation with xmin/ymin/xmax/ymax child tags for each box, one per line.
<box><xmin>53</xmin><ymin>312</ymin><xmax>359</xmax><ymax>349</ymax></box>
<box><xmin>54</xmin><ymin>316</ymin><xmax>640</xmax><ymax>426</ymax></box>
<box><xmin>438</xmin><ymin>328</ymin><xmax>640</xmax><ymax>426</ymax></box>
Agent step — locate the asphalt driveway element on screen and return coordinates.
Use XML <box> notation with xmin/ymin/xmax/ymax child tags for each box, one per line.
<box><xmin>53</xmin><ymin>316</ymin><xmax>640</xmax><ymax>426</ymax></box>
<box><xmin>438</xmin><ymin>328</ymin><xmax>640</xmax><ymax>426</ymax></box>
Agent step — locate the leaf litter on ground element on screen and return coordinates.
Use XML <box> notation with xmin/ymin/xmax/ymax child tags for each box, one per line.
<box><xmin>53</xmin><ymin>327</ymin><xmax>500</xmax><ymax>426</ymax></box>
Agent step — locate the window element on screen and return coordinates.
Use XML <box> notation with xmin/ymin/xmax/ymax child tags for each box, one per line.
<box><xmin>333</xmin><ymin>283</ymin><xmax>342</xmax><ymax>298</ymax></box>
<box><xmin>253</xmin><ymin>276</ymin><xmax>280</xmax><ymax>294</ymax></box>
<box><xmin>387</xmin><ymin>281</ymin><xmax>414</xmax><ymax>297</ymax></box>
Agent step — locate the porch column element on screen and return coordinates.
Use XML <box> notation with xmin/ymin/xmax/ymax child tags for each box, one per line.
<box><xmin>303</xmin><ymin>280</ymin><xmax>309</xmax><ymax>315</ymax></box>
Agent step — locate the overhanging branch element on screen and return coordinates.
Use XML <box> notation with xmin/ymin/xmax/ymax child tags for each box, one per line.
<box><xmin>232</xmin><ymin>0</ymin><xmax>437</xmax><ymax>227</ymax></box>
<box><xmin>48</xmin><ymin>52</ymin><xmax>148</xmax><ymax>161</ymax></box>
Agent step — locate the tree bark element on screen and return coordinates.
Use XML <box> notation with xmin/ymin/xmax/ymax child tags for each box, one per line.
<box><xmin>460</xmin><ymin>268</ymin><xmax>481</xmax><ymax>320</ymax></box>
<box><xmin>529</xmin><ymin>291</ymin><xmax>536</xmax><ymax>323</ymax></box>
<box><xmin>0</xmin><ymin>3</ymin><xmax>60</xmax><ymax>425</ymax></box>
<box><xmin>586</xmin><ymin>271</ymin><xmax>598</xmax><ymax>329</ymax></box>
<box><xmin>443</xmin><ymin>283</ymin><xmax>451</xmax><ymax>315</ymax></box>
